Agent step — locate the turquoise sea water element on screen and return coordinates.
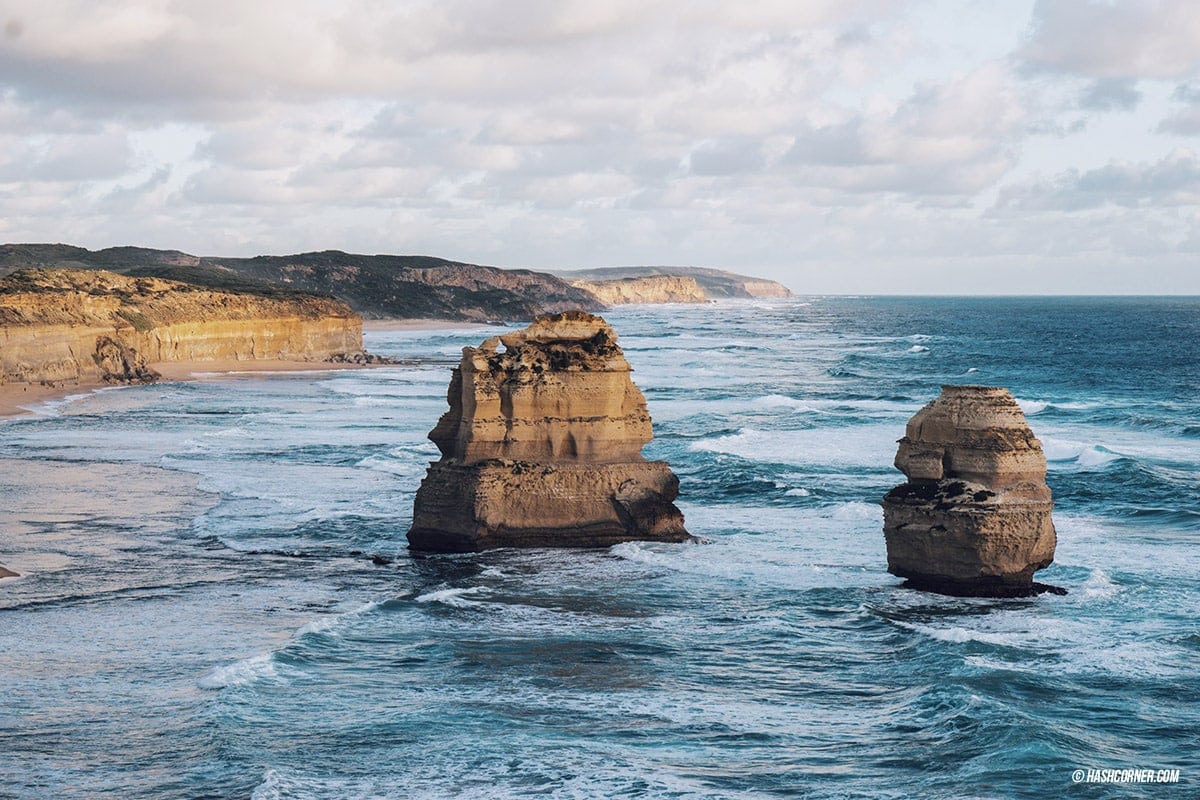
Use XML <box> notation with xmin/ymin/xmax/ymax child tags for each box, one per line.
<box><xmin>1</xmin><ymin>297</ymin><xmax>1197</xmax><ymax>799</ymax></box>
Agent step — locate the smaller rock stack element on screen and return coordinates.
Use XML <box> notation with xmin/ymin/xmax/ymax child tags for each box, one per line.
<box><xmin>883</xmin><ymin>386</ymin><xmax>1059</xmax><ymax>597</ymax></box>
<box><xmin>408</xmin><ymin>311</ymin><xmax>689</xmax><ymax>552</ymax></box>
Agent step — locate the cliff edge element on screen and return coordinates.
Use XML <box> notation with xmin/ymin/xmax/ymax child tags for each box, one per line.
<box><xmin>557</xmin><ymin>266</ymin><xmax>792</xmax><ymax>299</ymax></box>
<box><xmin>571</xmin><ymin>275</ymin><xmax>708</xmax><ymax>305</ymax></box>
<box><xmin>0</xmin><ymin>268</ymin><xmax>363</xmax><ymax>386</ymax></box>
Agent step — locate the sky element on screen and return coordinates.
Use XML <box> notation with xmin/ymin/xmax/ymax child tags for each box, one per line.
<box><xmin>1</xmin><ymin>0</ymin><xmax>1199</xmax><ymax>294</ymax></box>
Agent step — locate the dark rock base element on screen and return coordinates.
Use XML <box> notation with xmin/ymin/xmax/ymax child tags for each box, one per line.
<box><xmin>408</xmin><ymin>460</ymin><xmax>690</xmax><ymax>552</ymax></box>
<box><xmin>899</xmin><ymin>576</ymin><xmax>1067</xmax><ymax>598</ymax></box>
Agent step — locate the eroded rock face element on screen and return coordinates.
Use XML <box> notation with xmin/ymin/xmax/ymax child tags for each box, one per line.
<box><xmin>882</xmin><ymin>386</ymin><xmax>1059</xmax><ymax>597</ymax></box>
<box><xmin>571</xmin><ymin>276</ymin><xmax>708</xmax><ymax>305</ymax></box>
<box><xmin>409</xmin><ymin>310</ymin><xmax>689</xmax><ymax>551</ymax></box>
<box><xmin>93</xmin><ymin>336</ymin><xmax>160</xmax><ymax>384</ymax></box>
<box><xmin>0</xmin><ymin>268</ymin><xmax>363</xmax><ymax>385</ymax></box>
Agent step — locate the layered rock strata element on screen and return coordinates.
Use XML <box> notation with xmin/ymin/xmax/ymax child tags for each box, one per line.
<box><xmin>408</xmin><ymin>311</ymin><xmax>689</xmax><ymax>551</ymax></box>
<box><xmin>0</xmin><ymin>268</ymin><xmax>364</xmax><ymax>386</ymax></box>
<box><xmin>556</xmin><ymin>266</ymin><xmax>793</xmax><ymax>299</ymax></box>
<box><xmin>571</xmin><ymin>276</ymin><xmax>708</xmax><ymax>305</ymax></box>
<box><xmin>882</xmin><ymin>386</ymin><xmax>1059</xmax><ymax>597</ymax></box>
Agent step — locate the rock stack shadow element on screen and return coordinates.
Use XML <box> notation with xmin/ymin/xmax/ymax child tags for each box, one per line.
<box><xmin>883</xmin><ymin>385</ymin><xmax>1065</xmax><ymax>598</ymax></box>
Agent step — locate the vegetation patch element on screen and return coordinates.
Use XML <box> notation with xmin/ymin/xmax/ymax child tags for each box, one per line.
<box><xmin>117</xmin><ymin>309</ymin><xmax>155</xmax><ymax>332</ymax></box>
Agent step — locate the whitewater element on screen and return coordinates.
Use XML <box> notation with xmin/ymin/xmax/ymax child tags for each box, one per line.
<box><xmin>1</xmin><ymin>297</ymin><xmax>1196</xmax><ymax>799</ymax></box>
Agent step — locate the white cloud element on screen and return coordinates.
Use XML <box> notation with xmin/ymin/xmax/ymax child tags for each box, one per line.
<box><xmin>993</xmin><ymin>148</ymin><xmax>1200</xmax><ymax>211</ymax></box>
<box><xmin>1157</xmin><ymin>83</ymin><xmax>1200</xmax><ymax>134</ymax></box>
<box><xmin>1020</xmin><ymin>0</ymin><xmax>1200</xmax><ymax>80</ymax></box>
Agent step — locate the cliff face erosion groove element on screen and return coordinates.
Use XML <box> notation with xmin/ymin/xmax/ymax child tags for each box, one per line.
<box><xmin>882</xmin><ymin>385</ymin><xmax>1060</xmax><ymax>597</ymax></box>
<box><xmin>0</xmin><ymin>268</ymin><xmax>363</xmax><ymax>386</ymax></box>
<box><xmin>570</xmin><ymin>276</ymin><xmax>708</xmax><ymax>305</ymax></box>
<box><xmin>408</xmin><ymin>310</ymin><xmax>690</xmax><ymax>551</ymax></box>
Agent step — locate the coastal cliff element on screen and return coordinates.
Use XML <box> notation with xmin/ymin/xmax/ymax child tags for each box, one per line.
<box><xmin>0</xmin><ymin>268</ymin><xmax>362</xmax><ymax>386</ymax></box>
<box><xmin>571</xmin><ymin>275</ymin><xmax>708</xmax><ymax>305</ymax></box>
<box><xmin>557</xmin><ymin>266</ymin><xmax>792</xmax><ymax>299</ymax></box>
<box><xmin>0</xmin><ymin>245</ymin><xmax>598</xmax><ymax>322</ymax></box>
<box><xmin>0</xmin><ymin>245</ymin><xmax>793</xmax><ymax>319</ymax></box>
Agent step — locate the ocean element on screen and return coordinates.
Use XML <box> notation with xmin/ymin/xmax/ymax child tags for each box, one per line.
<box><xmin>1</xmin><ymin>297</ymin><xmax>1197</xmax><ymax>799</ymax></box>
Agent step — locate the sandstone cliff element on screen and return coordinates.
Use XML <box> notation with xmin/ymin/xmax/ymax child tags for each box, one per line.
<box><xmin>0</xmin><ymin>268</ymin><xmax>363</xmax><ymax>386</ymax></box>
<box><xmin>557</xmin><ymin>266</ymin><xmax>792</xmax><ymax>299</ymax></box>
<box><xmin>570</xmin><ymin>275</ymin><xmax>708</xmax><ymax>305</ymax></box>
<box><xmin>409</xmin><ymin>311</ymin><xmax>689</xmax><ymax>551</ymax></box>
<box><xmin>882</xmin><ymin>386</ymin><xmax>1059</xmax><ymax>597</ymax></box>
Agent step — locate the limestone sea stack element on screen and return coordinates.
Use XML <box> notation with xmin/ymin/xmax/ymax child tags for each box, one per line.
<box><xmin>408</xmin><ymin>310</ymin><xmax>689</xmax><ymax>551</ymax></box>
<box><xmin>882</xmin><ymin>386</ymin><xmax>1059</xmax><ymax>597</ymax></box>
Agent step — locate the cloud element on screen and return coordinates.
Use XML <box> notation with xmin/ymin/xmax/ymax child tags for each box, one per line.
<box><xmin>782</xmin><ymin>63</ymin><xmax>1026</xmax><ymax>195</ymax></box>
<box><xmin>1156</xmin><ymin>82</ymin><xmax>1200</xmax><ymax>134</ymax></box>
<box><xmin>1020</xmin><ymin>0</ymin><xmax>1200</xmax><ymax>80</ymax></box>
<box><xmin>1078</xmin><ymin>77</ymin><xmax>1142</xmax><ymax>111</ymax></box>
<box><xmin>0</xmin><ymin>127</ymin><xmax>132</xmax><ymax>182</ymax></box>
<box><xmin>993</xmin><ymin>149</ymin><xmax>1200</xmax><ymax>212</ymax></box>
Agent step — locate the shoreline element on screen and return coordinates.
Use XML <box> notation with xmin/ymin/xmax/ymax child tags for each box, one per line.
<box><xmin>0</xmin><ymin>380</ymin><xmax>103</xmax><ymax>419</ymax></box>
<box><xmin>0</xmin><ymin>359</ymin><xmax>382</xmax><ymax>419</ymax></box>
<box><xmin>362</xmin><ymin>318</ymin><xmax>499</xmax><ymax>332</ymax></box>
<box><xmin>0</xmin><ymin>317</ymin><xmax>493</xmax><ymax>419</ymax></box>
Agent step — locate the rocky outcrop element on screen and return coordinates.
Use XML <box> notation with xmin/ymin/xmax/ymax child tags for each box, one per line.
<box><xmin>882</xmin><ymin>386</ymin><xmax>1059</xmax><ymax>597</ymax></box>
<box><xmin>0</xmin><ymin>564</ymin><xmax>18</xmax><ymax>579</ymax></box>
<box><xmin>571</xmin><ymin>276</ymin><xmax>708</xmax><ymax>305</ymax></box>
<box><xmin>408</xmin><ymin>310</ymin><xmax>689</xmax><ymax>551</ymax></box>
<box><xmin>0</xmin><ymin>268</ymin><xmax>363</xmax><ymax>386</ymax></box>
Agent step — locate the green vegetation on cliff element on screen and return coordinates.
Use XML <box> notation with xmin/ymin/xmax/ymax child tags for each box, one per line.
<box><xmin>0</xmin><ymin>245</ymin><xmax>598</xmax><ymax>322</ymax></box>
<box><xmin>0</xmin><ymin>244</ymin><xmax>791</xmax><ymax>321</ymax></box>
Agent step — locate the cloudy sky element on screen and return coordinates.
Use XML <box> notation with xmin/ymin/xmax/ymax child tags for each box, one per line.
<box><xmin>1</xmin><ymin>0</ymin><xmax>1198</xmax><ymax>293</ymax></box>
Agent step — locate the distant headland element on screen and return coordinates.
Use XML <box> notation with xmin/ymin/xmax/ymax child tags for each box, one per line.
<box><xmin>0</xmin><ymin>244</ymin><xmax>792</xmax><ymax>322</ymax></box>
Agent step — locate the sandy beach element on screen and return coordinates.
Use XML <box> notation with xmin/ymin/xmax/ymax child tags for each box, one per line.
<box><xmin>0</xmin><ymin>380</ymin><xmax>103</xmax><ymax>419</ymax></box>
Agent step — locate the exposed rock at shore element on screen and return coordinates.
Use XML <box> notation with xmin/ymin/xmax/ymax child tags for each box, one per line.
<box><xmin>571</xmin><ymin>275</ymin><xmax>708</xmax><ymax>305</ymax></box>
<box><xmin>323</xmin><ymin>351</ymin><xmax>395</xmax><ymax>365</ymax></box>
<box><xmin>882</xmin><ymin>386</ymin><xmax>1059</xmax><ymax>597</ymax></box>
<box><xmin>0</xmin><ymin>564</ymin><xmax>18</xmax><ymax>579</ymax></box>
<box><xmin>408</xmin><ymin>310</ymin><xmax>689</xmax><ymax>551</ymax></box>
<box><xmin>94</xmin><ymin>336</ymin><xmax>160</xmax><ymax>384</ymax></box>
<box><xmin>0</xmin><ymin>268</ymin><xmax>363</xmax><ymax>386</ymax></box>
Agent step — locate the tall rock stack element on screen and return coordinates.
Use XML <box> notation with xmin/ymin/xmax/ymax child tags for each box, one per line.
<box><xmin>882</xmin><ymin>386</ymin><xmax>1059</xmax><ymax>597</ymax></box>
<box><xmin>408</xmin><ymin>311</ymin><xmax>689</xmax><ymax>552</ymax></box>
